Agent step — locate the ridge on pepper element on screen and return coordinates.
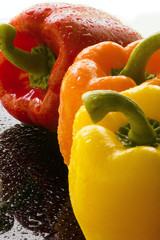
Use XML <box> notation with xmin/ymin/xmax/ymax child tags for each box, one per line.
<box><xmin>0</xmin><ymin>2</ymin><xmax>141</xmax><ymax>131</ymax></box>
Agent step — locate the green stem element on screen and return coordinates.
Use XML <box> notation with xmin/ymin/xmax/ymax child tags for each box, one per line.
<box><xmin>120</xmin><ymin>32</ymin><xmax>160</xmax><ymax>84</ymax></box>
<box><xmin>82</xmin><ymin>90</ymin><xmax>156</xmax><ymax>146</ymax></box>
<box><xmin>0</xmin><ymin>24</ymin><xmax>50</xmax><ymax>76</ymax></box>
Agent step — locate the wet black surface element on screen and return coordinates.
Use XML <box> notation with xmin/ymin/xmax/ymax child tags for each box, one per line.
<box><xmin>0</xmin><ymin>103</ymin><xmax>85</xmax><ymax>239</ymax></box>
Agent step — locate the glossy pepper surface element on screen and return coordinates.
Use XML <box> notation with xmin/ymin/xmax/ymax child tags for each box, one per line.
<box><xmin>0</xmin><ymin>3</ymin><xmax>141</xmax><ymax>131</ymax></box>
<box><xmin>69</xmin><ymin>84</ymin><xmax>160</xmax><ymax>240</ymax></box>
<box><xmin>58</xmin><ymin>31</ymin><xmax>160</xmax><ymax>165</ymax></box>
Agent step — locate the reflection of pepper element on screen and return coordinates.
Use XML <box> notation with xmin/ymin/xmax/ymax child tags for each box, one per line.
<box><xmin>69</xmin><ymin>85</ymin><xmax>160</xmax><ymax>240</ymax></box>
<box><xmin>0</xmin><ymin>3</ymin><xmax>141</xmax><ymax>131</ymax></box>
<box><xmin>0</xmin><ymin>124</ymin><xmax>84</xmax><ymax>238</ymax></box>
<box><xmin>58</xmin><ymin>32</ymin><xmax>160</xmax><ymax>165</ymax></box>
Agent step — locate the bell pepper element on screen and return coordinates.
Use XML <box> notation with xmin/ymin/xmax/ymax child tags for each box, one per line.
<box><xmin>58</xmin><ymin>31</ymin><xmax>160</xmax><ymax>165</ymax></box>
<box><xmin>69</xmin><ymin>84</ymin><xmax>160</xmax><ymax>240</ymax></box>
<box><xmin>0</xmin><ymin>3</ymin><xmax>141</xmax><ymax>131</ymax></box>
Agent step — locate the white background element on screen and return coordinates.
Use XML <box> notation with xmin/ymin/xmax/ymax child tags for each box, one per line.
<box><xmin>0</xmin><ymin>0</ymin><xmax>160</xmax><ymax>37</ymax></box>
<box><xmin>0</xmin><ymin>1</ymin><xmax>160</xmax><ymax>239</ymax></box>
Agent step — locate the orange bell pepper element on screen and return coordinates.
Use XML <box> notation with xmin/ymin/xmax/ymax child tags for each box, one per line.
<box><xmin>58</xmin><ymin>32</ymin><xmax>160</xmax><ymax>166</ymax></box>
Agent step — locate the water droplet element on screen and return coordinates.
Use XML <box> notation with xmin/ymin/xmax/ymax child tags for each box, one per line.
<box><xmin>25</xmin><ymin>9</ymin><xmax>35</xmax><ymax>16</ymax></box>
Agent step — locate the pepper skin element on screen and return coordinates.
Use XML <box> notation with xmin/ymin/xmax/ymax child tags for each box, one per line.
<box><xmin>58</xmin><ymin>31</ymin><xmax>160</xmax><ymax>165</ymax></box>
<box><xmin>0</xmin><ymin>3</ymin><xmax>141</xmax><ymax>131</ymax></box>
<box><xmin>69</xmin><ymin>84</ymin><xmax>160</xmax><ymax>240</ymax></box>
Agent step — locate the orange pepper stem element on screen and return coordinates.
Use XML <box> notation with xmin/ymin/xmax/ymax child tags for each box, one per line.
<box><xmin>82</xmin><ymin>90</ymin><xmax>157</xmax><ymax>146</ymax></box>
<box><xmin>120</xmin><ymin>32</ymin><xmax>160</xmax><ymax>84</ymax></box>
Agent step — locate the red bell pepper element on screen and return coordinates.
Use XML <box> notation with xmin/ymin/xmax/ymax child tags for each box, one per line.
<box><xmin>0</xmin><ymin>3</ymin><xmax>141</xmax><ymax>131</ymax></box>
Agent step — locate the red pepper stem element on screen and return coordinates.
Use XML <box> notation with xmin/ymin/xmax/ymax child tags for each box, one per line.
<box><xmin>82</xmin><ymin>90</ymin><xmax>157</xmax><ymax>146</ymax></box>
<box><xmin>0</xmin><ymin>24</ymin><xmax>49</xmax><ymax>76</ymax></box>
<box><xmin>120</xmin><ymin>32</ymin><xmax>160</xmax><ymax>84</ymax></box>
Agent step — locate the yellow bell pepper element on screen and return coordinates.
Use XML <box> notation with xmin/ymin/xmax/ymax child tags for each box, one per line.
<box><xmin>69</xmin><ymin>84</ymin><xmax>160</xmax><ymax>240</ymax></box>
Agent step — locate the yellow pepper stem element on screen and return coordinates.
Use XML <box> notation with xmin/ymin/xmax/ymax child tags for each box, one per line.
<box><xmin>82</xmin><ymin>90</ymin><xmax>157</xmax><ymax>146</ymax></box>
<box><xmin>120</xmin><ymin>32</ymin><xmax>160</xmax><ymax>84</ymax></box>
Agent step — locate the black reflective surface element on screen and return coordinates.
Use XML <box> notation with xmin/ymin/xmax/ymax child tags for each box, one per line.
<box><xmin>0</xmin><ymin>103</ymin><xmax>85</xmax><ymax>239</ymax></box>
